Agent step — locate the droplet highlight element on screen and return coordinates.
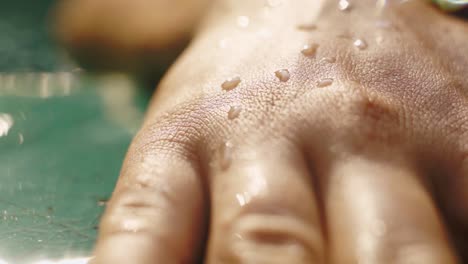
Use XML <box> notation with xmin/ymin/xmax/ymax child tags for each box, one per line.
<box><xmin>237</xmin><ymin>16</ymin><xmax>250</xmax><ymax>28</ymax></box>
<box><xmin>220</xmin><ymin>141</ymin><xmax>234</xmax><ymax>170</ymax></box>
<box><xmin>375</xmin><ymin>20</ymin><xmax>392</xmax><ymax>29</ymax></box>
<box><xmin>301</xmin><ymin>43</ymin><xmax>319</xmax><ymax>57</ymax></box>
<box><xmin>316</xmin><ymin>78</ymin><xmax>334</xmax><ymax>88</ymax></box>
<box><xmin>236</xmin><ymin>192</ymin><xmax>252</xmax><ymax>206</ymax></box>
<box><xmin>97</xmin><ymin>198</ymin><xmax>109</xmax><ymax>206</ymax></box>
<box><xmin>274</xmin><ymin>69</ymin><xmax>290</xmax><ymax>82</ymax></box>
<box><xmin>222</xmin><ymin>76</ymin><xmax>241</xmax><ymax>91</ymax></box>
<box><xmin>228</xmin><ymin>105</ymin><xmax>242</xmax><ymax>120</ymax></box>
<box><xmin>338</xmin><ymin>0</ymin><xmax>352</xmax><ymax>11</ymax></box>
<box><xmin>321</xmin><ymin>57</ymin><xmax>336</xmax><ymax>63</ymax></box>
<box><xmin>354</xmin><ymin>39</ymin><xmax>368</xmax><ymax>50</ymax></box>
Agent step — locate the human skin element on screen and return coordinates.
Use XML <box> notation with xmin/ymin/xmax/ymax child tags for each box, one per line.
<box><xmin>54</xmin><ymin>0</ymin><xmax>468</xmax><ymax>263</ymax></box>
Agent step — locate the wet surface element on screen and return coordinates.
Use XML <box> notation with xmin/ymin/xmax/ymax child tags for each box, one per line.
<box><xmin>0</xmin><ymin>2</ymin><xmax>151</xmax><ymax>262</ymax></box>
<box><xmin>0</xmin><ymin>73</ymin><xmax>149</xmax><ymax>263</ymax></box>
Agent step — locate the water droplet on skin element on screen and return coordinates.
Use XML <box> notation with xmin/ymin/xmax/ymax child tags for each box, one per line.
<box><xmin>220</xmin><ymin>141</ymin><xmax>234</xmax><ymax>170</ymax></box>
<box><xmin>338</xmin><ymin>0</ymin><xmax>352</xmax><ymax>11</ymax></box>
<box><xmin>219</xmin><ymin>38</ymin><xmax>228</xmax><ymax>48</ymax></box>
<box><xmin>222</xmin><ymin>76</ymin><xmax>241</xmax><ymax>91</ymax></box>
<box><xmin>354</xmin><ymin>39</ymin><xmax>368</xmax><ymax>50</ymax></box>
<box><xmin>0</xmin><ymin>113</ymin><xmax>14</xmax><ymax>137</ymax></box>
<box><xmin>228</xmin><ymin>106</ymin><xmax>242</xmax><ymax>120</ymax></box>
<box><xmin>375</xmin><ymin>20</ymin><xmax>392</xmax><ymax>29</ymax></box>
<box><xmin>370</xmin><ymin>219</ymin><xmax>387</xmax><ymax>237</ymax></box>
<box><xmin>97</xmin><ymin>198</ymin><xmax>108</xmax><ymax>206</ymax></box>
<box><xmin>321</xmin><ymin>57</ymin><xmax>337</xmax><ymax>63</ymax></box>
<box><xmin>274</xmin><ymin>69</ymin><xmax>291</xmax><ymax>82</ymax></box>
<box><xmin>237</xmin><ymin>16</ymin><xmax>250</xmax><ymax>28</ymax></box>
<box><xmin>236</xmin><ymin>192</ymin><xmax>252</xmax><ymax>206</ymax></box>
<box><xmin>375</xmin><ymin>35</ymin><xmax>384</xmax><ymax>44</ymax></box>
<box><xmin>316</xmin><ymin>78</ymin><xmax>334</xmax><ymax>87</ymax></box>
<box><xmin>297</xmin><ymin>24</ymin><xmax>317</xmax><ymax>31</ymax></box>
<box><xmin>122</xmin><ymin>219</ymin><xmax>140</xmax><ymax>232</ymax></box>
<box><xmin>301</xmin><ymin>43</ymin><xmax>319</xmax><ymax>57</ymax></box>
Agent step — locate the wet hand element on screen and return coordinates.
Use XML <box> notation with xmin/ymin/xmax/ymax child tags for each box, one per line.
<box><xmin>57</xmin><ymin>0</ymin><xmax>468</xmax><ymax>263</ymax></box>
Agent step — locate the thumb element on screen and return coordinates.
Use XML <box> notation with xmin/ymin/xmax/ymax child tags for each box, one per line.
<box><xmin>52</xmin><ymin>0</ymin><xmax>212</xmax><ymax>73</ymax></box>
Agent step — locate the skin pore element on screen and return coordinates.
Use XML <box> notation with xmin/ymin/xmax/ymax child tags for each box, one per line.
<box><xmin>54</xmin><ymin>0</ymin><xmax>468</xmax><ymax>263</ymax></box>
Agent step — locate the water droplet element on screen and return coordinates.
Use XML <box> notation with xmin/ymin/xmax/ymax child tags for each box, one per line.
<box><xmin>222</xmin><ymin>76</ymin><xmax>241</xmax><ymax>91</ymax></box>
<box><xmin>0</xmin><ymin>113</ymin><xmax>14</xmax><ymax>137</ymax></box>
<box><xmin>274</xmin><ymin>69</ymin><xmax>290</xmax><ymax>82</ymax></box>
<box><xmin>370</xmin><ymin>219</ymin><xmax>387</xmax><ymax>237</ymax></box>
<box><xmin>219</xmin><ymin>38</ymin><xmax>228</xmax><ymax>48</ymax></box>
<box><xmin>375</xmin><ymin>35</ymin><xmax>384</xmax><ymax>44</ymax></box>
<box><xmin>18</xmin><ymin>133</ymin><xmax>24</xmax><ymax>144</ymax></box>
<box><xmin>297</xmin><ymin>23</ymin><xmax>317</xmax><ymax>31</ymax></box>
<box><xmin>236</xmin><ymin>192</ymin><xmax>252</xmax><ymax>206</ymax></box>
<box><xmin>375</xmin><ymin>20</ymin><xmax>392</xmax><ymax>29</ymax></box>
<box><xmin>237</xmin><ymin>16</ymin><xmax>250</xmax><ymax>28</ymax></box>
<box><xmin>97</xmin><ymin>198</ymin><xmax>108</xmax><ymax>206</ymax></box>
<box><xmin>37</xmin><ymin>239</ymin><xmax>43</xmax><ymax>243</ymax></box>
<box><xmin>338</xmin><ymin>0</ymin><xmax>352</xmax><ymax>11</ymax></box>
<box><xmin>316</xmin><ymin>78</ymin><xmax>334</xmax><ymax>88</ymax></box>
<box><xmin>123</xmin><ymin>219</ymin><xmax>140</xmax><ymax>232</ymax></box>
<box><xmin>321</xmin><ymin>57</ymin><xmax>337</xmax><ymax>63</ymax></box>
<box><xmin>228</xmin><ymin>106</ymin><xmax>242</xmax><ymax>120</ymax></box>
<box><xmin>353</xmin><ymin>39</ymin><xmax>368</xmax><ymax>50</ymax></box>
<box><xmin>235</xmin><ymin>233</ymin><xmax>244</xmax><ymax>240</ymax></box>
<box><xmin>301</xmin><ymin>43</ymin><xmax>319</xmax><ymax>57</ymax></box>
<box><xmin>220</xmin><ymin>141</ymin><xmax>234</xmax><ymax>170</ymax></box>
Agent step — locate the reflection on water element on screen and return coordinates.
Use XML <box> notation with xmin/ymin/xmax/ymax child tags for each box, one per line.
<box><xmin>0</xmin><ymin>72</ymin><xmax>77</xmax><ymax>98</ymax></box>
<box><xmin>0</xmin><ymin>113</ymin><xmax>13</xmax><ymax>137</ymax></box>
<box><xmin>0</xmin><ymin>256</ymin><xmax>92</xmax><ymax>264</ymax></box>
<box><xmin>0</xmin><ymin>72</ymin><xmax>144</xmax><ymax>133</ymax></box>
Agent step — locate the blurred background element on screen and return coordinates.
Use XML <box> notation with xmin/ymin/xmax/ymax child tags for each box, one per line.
<box><xmin>0</xmin><ymin>1</ymin><xmax>151</xmax><ymax>263</ymax></box>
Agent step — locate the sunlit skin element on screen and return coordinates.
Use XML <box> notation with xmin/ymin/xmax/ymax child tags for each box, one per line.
<box><xmin>54</xmin><ymin>0</ymin><xmax>468</xmax><ymax>263</ymax></box>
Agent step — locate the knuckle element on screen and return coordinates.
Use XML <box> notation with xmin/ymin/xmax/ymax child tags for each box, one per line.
<box><xmin>217</xmin><ymin>212</ymin><xmax>324</xmax><ymax>263</ymax></box>
<box><xmin>129</xmin><ymin>99</ymin><xmax>217</xmax><ymax>159</ymax></box>
<box><xmin>100</xmin><ymin>187</ymin><xmax>171</xmax><ymax>236</ymax></box>
<box><xmin>336</xmin><ymin>89</ymin><xmax>405</xmax><ymax>146</ymax></box>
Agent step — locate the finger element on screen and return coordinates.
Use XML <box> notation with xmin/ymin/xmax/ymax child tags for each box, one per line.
<box><xmin>206</xmin><ymin>142</ymin><xmax>325</xmax><ymax>263</ymax></box>
<box><xmin>325</xmin><ymin>156</ymin><xmax>458</xmax><ymax>263</ymax></box>
<box><xmin>52</xmin><ymin>0</ymin><xmax>211</xmax><ymax>72</ymax></box>
<box><xmin>435</xmin><ymin>153</ymin><xmax>468</xmax><ymax>261</ymax></box>
<box><xmin>92</xmin><ymin>129</ymin><xmax>206</xmax><ymax>264</ymax></box>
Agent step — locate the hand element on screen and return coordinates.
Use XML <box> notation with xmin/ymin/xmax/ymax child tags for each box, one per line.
<box><xmin>56</xmin><ymin>0</ymin><xmax>468</xmax><ymax>263</ymax></box>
